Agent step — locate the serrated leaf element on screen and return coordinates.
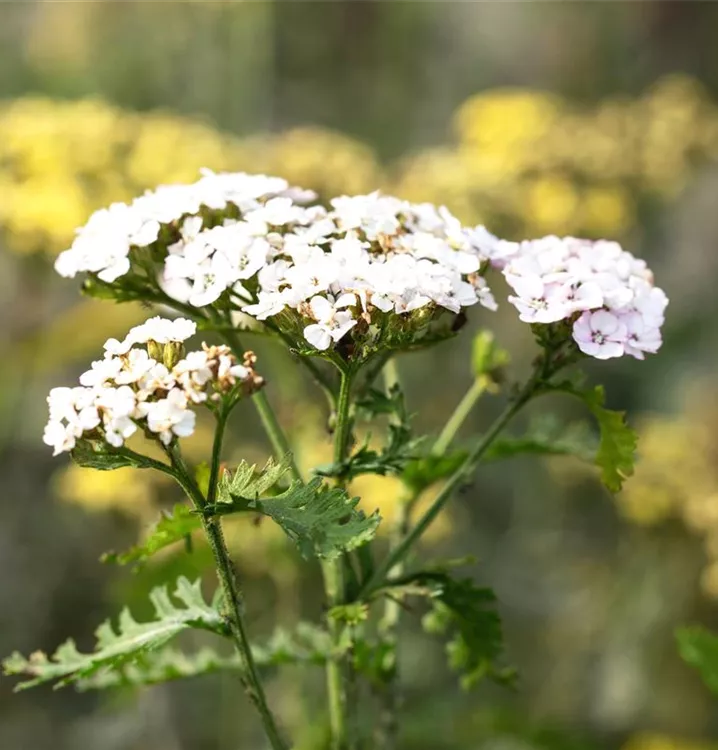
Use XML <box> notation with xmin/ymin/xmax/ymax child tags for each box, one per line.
<box><xmin>551</xmin><ymin>384</ymin><xmax>637</xmax><ymax>492</ymax></box>
<box><xmin>77</xmin><ymin>621</ymin><xmax>340</xmax><ymax>690</ymax></box>
<box><xmin>70</xmin><ymin>439</ymin><xmax>169</xmax><ymax>473</ymax></box>
<box><xmin>77</xmin><ymin>647</ymin><xmax>243</xmax><ymax>690</ymax></box>
<box><xmin>402</xmin><ymin>451</ymin><xmax>468</xmax><ymax>493</ymax></box>
<box><xmin>676</xmin><ymin>626</ymin><xmax>718</xmax><ymax>696</ymax></box>
<box><xmin>355</xmin><ymin>385</ymin><xmax>404</xmax><ymax>420</ymax></box>
<box><xmin>213</xmin><ymin>472</ymin><xmax>381</xmax><ymax>561</ymax></box>
<box><xmin>383</xmin><ymin>572</ymin><xmax>513</xmax><ymax>689</ymax></box>
<box><xmin>2</xmin><ymin>577</ymin><xmax>226</xmax><ymax>690</ymax></box>
<box><xmin>102</xmin><ymin>504</ymin><xmax>201</xmax><ymax>568</ymax></box>
<box><xmin>219</xmin><ymin>454</ymin><xmax>292</xmax><ymax>500</ymax></box>
<box><xmin>253</xmin><ymin>621</ymin><xmax>347</xmax><ymax>666</ymax></box>
<box><xmin>482</xmin><ymin>418</ymin><xmax>597</xmax><ymax>464</ymax></box>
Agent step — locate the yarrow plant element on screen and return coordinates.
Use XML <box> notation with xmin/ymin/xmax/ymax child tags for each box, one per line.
<box><xmin>5</xmin><ymin>170</ymin><xmax>669</xmax><ymax>750</ymax></box>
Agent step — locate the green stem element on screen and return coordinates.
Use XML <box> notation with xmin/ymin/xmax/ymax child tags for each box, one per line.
<box><xmin>168</xmin><ymin>446</ymin><xmax>289</xmax><ymax>750</ymax></box>
<box><xmin>431</xmin><ymin>377</ymin><xmax>487</xmax><ymax>456</ymax></box>
<box><xmin>323</xmin><ymin>369</ymin><xmax>354</xmax><ymax>750</ymax></box>
<box><xmin>361</xmin><ymin>380</ymin><xmax>537</xmax><ymax>598</ymax></box>
<box><xmin>207</xmin><ymin>408</ymin><xmax>229</xmax><ymax>506</ymax></box>
<box><xmin>220</xmin><ymin>326</ymin><xmax>304</xmax><ymax>483</ymax></box>
<box><xmin>375</xmin><ymin>358</ymin><xmax>405</xmax><ymax>750</ymax></box>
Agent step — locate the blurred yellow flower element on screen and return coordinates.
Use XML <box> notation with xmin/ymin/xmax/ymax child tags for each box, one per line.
<box><xmin>0</xmin><ymin>98</ymin><xmax>382</xmax><ymax>257</ymax></box>
<box><xmin>623</xmin><ymin>733</ymin><xmax>718</xmax><ymax>750</ymax></box>
<box><xmin>54</xmin><ymin>464</ymin><xmax>155</xmax><ymax>520</ymax></box>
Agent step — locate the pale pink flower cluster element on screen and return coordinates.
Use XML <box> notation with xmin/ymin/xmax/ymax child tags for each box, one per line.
<box><xmin>43</xmin><ymin>317</ymin><xmax>261</xmax><ymax>456</ymax></box>
<box><xmin>486</xmin><ymin>236</ymin><xmax>668</xmax><ymax>360</ymax></box>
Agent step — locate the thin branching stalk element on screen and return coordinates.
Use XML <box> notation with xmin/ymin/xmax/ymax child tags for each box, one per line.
<box><xmin>222</xmin><ymin>319</ymin><xmax>355</xmax><ymax>748</ymax></box>
<box><xmin>375</xmin><ymin>358</ymin><xmax>407</xmax><ymax>750</ymax></box>
<box><xmin>431</xmin><ymin>376</ymin><xmax>488</xmax><ymax>456</ymax></box>
<box><xmin>220</xmin><ymin>326</ymin><xmax>304</xmax><ymax>483</ymax></box>
<box><xmin>360</xmin><ymin>372</ymin><xmax>541</xmax><ymax>599</ymax></box>
<box><xmin>323</xmin><ymin>369</ymin><xmax>354</xmax><ymax>750</ymax></box>
<box><xmin>168</xmin><ymin>444</ymin><xmax>289</xmax><ymax>750</ymax></box>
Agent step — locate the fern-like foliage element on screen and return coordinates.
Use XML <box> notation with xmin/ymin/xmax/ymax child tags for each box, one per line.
<box><xmin>3</xmin><ymin>577</ymin><xmax>227</xmax><ymax>690</ymax></box>
<box><xmin>212</xmin><ymin>456</ymin><xmax>380</xmax><ymax>560</ymax></box>
<box><xmin>103</xmin><ymin>503</ymin><xmax>201</xmax><ymax>568</ymax></box>
<box><xmin>382</xmin><ymin>572</ymin><xmax>513</xmax><ymax>689</ymax></box>
<box><xmin>78</xmin><ymin>647</ymin><xmax>242</xmax><ymax>690</ymax></box>
<box><xmin>483</xmin><ymin>418</ymin><xmax>597</xmax><ymax>464</ymax></box>
<box><xmin>78</xmin><ymin>621</ymin><xmax>342</xmax><ymax>690</ymax></box>
<box><xmin>547</xmin><ymin>383</ymin><xmax>638</xmax><ymax>492</ymax></box>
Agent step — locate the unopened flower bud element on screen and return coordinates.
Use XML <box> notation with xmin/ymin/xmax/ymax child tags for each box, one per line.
<box><xmin>147</xmin><ymin>340</ymin><xmax>163</xmax><ymax>362</ymax></box>
<box><xmin>163</xmin><ymin>341</ymin><xmax>185</xmax><ymax>370</ymax></box>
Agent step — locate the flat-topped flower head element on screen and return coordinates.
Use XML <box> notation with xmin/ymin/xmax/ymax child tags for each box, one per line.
<box><xmin>236</xmin><ymin>192</ymin><xmax>498</xmax><ymax>360</ymax></box>
<box><xmin>54</xmin><ymin>170</ymin><xmax>316</xmax><ymax>284</ymax></box>
<box><xmin>490</xmin><ymin>235</ymin><xmax>668</xmax><ymax>360</ymax></box>
<box><xmin>43</xmin><ymin>317</ymin><xmax>264</xmax><ymax>456</ymax></box>
<box><xmin>55</xmin><ymin>174</ymin><xmax>500</xmax><ymax>363</ymax></box>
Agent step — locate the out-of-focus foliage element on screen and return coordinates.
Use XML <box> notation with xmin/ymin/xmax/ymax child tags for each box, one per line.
<box><xmin>614</xmin><ymin>385</ymin><xmax>718</xmax><ymax>599</ymax></box>
<box><xmin>676</xmin><ymin>626</ymin><xmax>718</xmax><ymax>697</ymax></box>
<box><xmin>622</xmin><ymin>734</ymin><xmax>718</xmax><ymax>750</ymax></box>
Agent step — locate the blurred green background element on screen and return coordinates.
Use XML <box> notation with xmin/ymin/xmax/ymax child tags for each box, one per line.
<box><xmin>2</xmin><ymin>2</ymin><xmax>718</xmax><ymax>749</ymax></box>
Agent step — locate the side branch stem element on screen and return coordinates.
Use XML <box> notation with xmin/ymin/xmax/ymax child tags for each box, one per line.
<box><xmin>168</xmin><ymin>446</ymin><xmax>289</xmax><ymax>750</ymax></box>
<box><xmin>361</xmin><ymin>377</ymin><xmax>538</xmax><ymax>598</ymax></box>
<box><xmin>432</xmin><ymin>377</ymin><xmax>487</xmax><ymax>456</ymax></box>
<box><xmin>323</xmin><ymin>369</ymin><xmax>354</xmax><ymax>750</ymax></box>
<box><xmin>220</xmin><ymin>327</ymin><xmax>304</xmax><ymax>483</ymax></box>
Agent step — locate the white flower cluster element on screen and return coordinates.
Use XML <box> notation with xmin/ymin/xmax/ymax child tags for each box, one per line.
<box><xmin>164</xmin><ymin>191</ymin><xmax>498</xmax><ymax>351</ymax></box>
<box><xmin>54</xmin><ymin>170</ymin><xmax>667</xmax><ymax>361</ymax></box>
<box><xmin>486</xmin><ymin>236</ymin><xmax>668</xmax><ymax>360</ymax></box>
<box><xmin>54</xmin><ymin>170</ymin><xmax>315</xmax><ymax>284</ymax></box>
<box><xmin>43</xmin><ymin>317</ymin><xmax>262</xmax><ymax>456</ymax></box>
<box><xmin>54</xmin><ymin>173</ymin><xmax>498</xmax><ymax>352</ymax></box>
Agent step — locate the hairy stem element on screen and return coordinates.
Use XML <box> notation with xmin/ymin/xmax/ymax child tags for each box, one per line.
<box><xmin>431</xmin><ymin>376</ymin><xmax>488</xmax><ymax>456</ymax></box>
<box><xmin>322</xmin><ymin>369</ymin><xmax>355</xmax><ymax>750</ymax></box>
<box><xmin>169</xmin><ymin>446</ymin><xmax>289</xmax><ymax>750</ymax></box>
<box><xmin>207</xmin><ymin>408</ymin><xmax>229</xmax><ymax>505</ymax></box>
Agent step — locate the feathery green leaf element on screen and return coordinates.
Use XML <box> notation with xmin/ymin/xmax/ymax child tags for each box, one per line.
<box><xmin>382</xmin><ymin>571</ymin><xmax>513</xmax><ymax>689</ymax></box>
<box><xmin>548</xmin><ymin>383</ymin><xmax>637</xmax><ymax>492</ymax></box>
<box><xmin>3</xmin><ymin>577</ymin><xmax>226</xmax><ymax>690</ymax></box>
<box><xmin>102</xmin><ymin>504</ymin><xmax>201</xmax><ymax>568</ymax></box>
<box><xmin>77</xmin><ymin>621</ymin><xmax>342</xmax><ymax>690</ymax></box>
<box><xmin>213</xmin><ymin>469</ymin><xmax>380</xmax><ymax>560</ymax></box>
